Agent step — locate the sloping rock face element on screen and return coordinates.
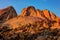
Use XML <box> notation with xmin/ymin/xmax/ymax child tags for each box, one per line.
<box><xmin>20</xmin><ymin>6</ymin><xmax>58</xmax><ymax>20</ymax></box>
<box><xmin>0</xmin><ymin>6</ymin><xmax>60</xmax><ymax>40</ymax></box>
<box><xmin>20</xmin><ymin>6</ymin><xmax>60</xmax><ymax>29</ymax></box>
<box><xmin>0</xmin><ymin>6</ymin><xmax>17</xmax><ymax>23</ymax></box>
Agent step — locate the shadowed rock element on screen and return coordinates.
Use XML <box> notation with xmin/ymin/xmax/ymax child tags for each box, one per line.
<box><xmin>0</xmin><ymin>6</ymin><xmax>17</xmax><ymax>23</ymax></box>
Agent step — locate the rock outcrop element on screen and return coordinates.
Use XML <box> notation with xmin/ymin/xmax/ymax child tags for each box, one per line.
<box><xmin>0</xmin><ymin>6</ymin><xmax>17</xmax><ymax>23</ymax></box>
<box><xmin>0</xmin><ymin>6</ymin><xmax>60</xmax><ymax>40</ymax></box>
<box><xmin>20</xmin><ymin>6</ymin><xmax>59</xmax><ymax>21</ymax></box>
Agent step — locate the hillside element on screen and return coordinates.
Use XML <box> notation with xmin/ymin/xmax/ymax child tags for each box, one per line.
<box><xmin>0</xmin><ymin>6</ymin><xmax>60</xmax><ymax>40</ymax></box>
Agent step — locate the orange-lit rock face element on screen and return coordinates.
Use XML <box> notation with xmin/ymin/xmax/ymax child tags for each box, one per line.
<box><xmin>0</xmin><ymin>6</ymin><xmax>17</xmax><ymax>23</ymax></box>
<box><xmin>4</xmin><ymin>16</ymin><xmax>42</xmax><ymax>29</ymax></box>
<box><xmin>6</xmin><ymin>6</ymin><xmax>59</xmax><ymax>30</ymax></box>
<box><xmin>58</xmin><ymin>18</ymin><xmax>60</xmax><ymax>22</ymax></box>
<box><xmin>36</xmin><ymin>9</ymin><xmax>45</xmax><ymax>19</ymax></box>
<box><xmin>0</xmin><ymin>6</ymin><xmax>60</xmax><ymax>34</ymax></box>
<box><xmin>20</xmin><ymin>8</ymin><xmax>27</xmax><ymax>16</ymax></box>
<box><xmin>42</xmin><ymin>10</ymin><xmax>51</xmax><ymax>20</ymax></box>
<box><xmin>20</xmin><ymin>6</ymin><xmax>59</xmax><ymax>21</ymax></box>
<box><xmin>20</xmin><ymin>6</ymin><xmax>37</xmax><ymax>17</ymax></box>
<box><xmin>0</xmin><ymin>6</ymin><xmax>60</xmax><ymax>40</ymax></box>
<box><xmin>50</xmin><ymin>12</ymin><xmax>58</xmax><ymax>20</ymax></box>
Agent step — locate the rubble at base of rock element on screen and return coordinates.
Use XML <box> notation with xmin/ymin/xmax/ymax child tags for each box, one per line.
<box><xmin>0</xmin><ymin>23</ymin><xmax>60</xmax><ymax>40</ymax></box>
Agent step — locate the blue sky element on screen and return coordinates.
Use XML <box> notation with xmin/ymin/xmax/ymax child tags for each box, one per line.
<box><xmin>0</xmin><ymin>0</ymin><xmax>60</xmax><ymax>17</ymax></box>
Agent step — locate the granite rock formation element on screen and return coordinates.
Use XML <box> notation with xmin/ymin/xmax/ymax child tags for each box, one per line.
<box><xmin>0</xmin><ymin>6</ymin><xmax>60</xmax><ymax>40</ymax></box>
<box><xmin>0</xmin><ymin>6</ymin><xmax>17</xmax><ymax>23</ymax></box>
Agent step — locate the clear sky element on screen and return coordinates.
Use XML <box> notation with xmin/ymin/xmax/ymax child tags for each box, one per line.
<box><xmin>0</xmin><ymin>0</ymin><xmax>60</xmax><ymax>17</ymax></box>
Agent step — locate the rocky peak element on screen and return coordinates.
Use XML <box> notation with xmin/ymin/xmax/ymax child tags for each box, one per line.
<box><xmin>0</xmin><ymin>6</ymin><xmax>17</xmax><ymax>23</ymax></box>
<box><xmin>27</xmin><ymin>6</ymin><xmax>35</xmax><ymax>10</ymax></box>
<box><xmin>50</xmin><ymin>12</ymin><xmax>58</xmax><ymax>20</ymax></box>
<box><xmin>42</xmin><ymin>9</ymin><xmax>52</xmax><ymax>20</ymax></box>
<box><xmin>36</xmin><ymin>9</ymin><xmax>45</xmax><ymax>19</ymax></box>
<box><xmin>20</xmin><ymin>6</ymin><xmax>58</xmax><ymax>21</ymax></box>
<box><xmin>20</xmin><ymin>6</ymin><xmax>37</xmax><ymax>17</ymax></box>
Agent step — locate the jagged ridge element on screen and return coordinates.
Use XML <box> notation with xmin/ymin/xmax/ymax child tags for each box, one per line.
<box><xmin>0</xmin><ymin>6</ymin><xmax>17</xmax><ymax>23</ymax></box>
<box><xmin>0</xmin><ymin>6</ymin><xmax>60</xmax><ymax>40</ymax></box>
